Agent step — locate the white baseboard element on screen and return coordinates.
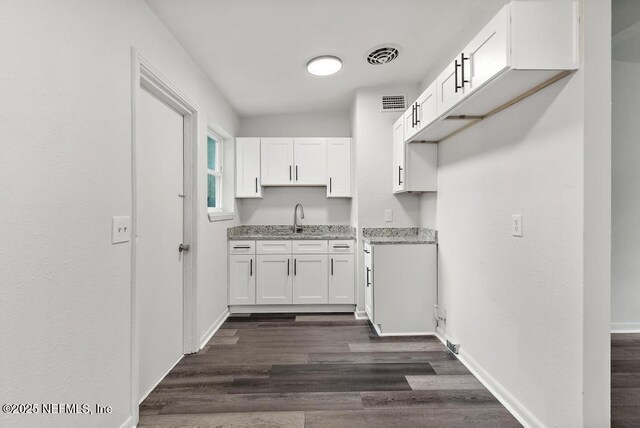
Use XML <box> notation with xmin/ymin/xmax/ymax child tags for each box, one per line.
<box><xmin>199</xmin><ymin>308</ymin><xmax>230</xmax><ymax>350</ymax></box>
<box><xmin>119</xmin><ymin>414</ymin><xmax>135</xmax><ymax>428</ymax></box>
<box><xmin>354</xmin><ymin>309</ymin><xmax>368</xmax><ymax>320</ymax></box>
<box><xmin>229</xmin><ymin>304</ymin><xmax>356</xmax><ymax>313</ymax></box>
<box><xmin>434</xmin><ymin>332</ymin><xmax>541</xmax><ymax>428</ymax></box>
<box><xmin>377</xmin><ymin>331</ymin><xmax>436</xmax><ymax>337</ymax></box>
<box><xmin>611</xmin><ymin>322</ymin><xmax>640</xmax><ymax>333</ymax></box>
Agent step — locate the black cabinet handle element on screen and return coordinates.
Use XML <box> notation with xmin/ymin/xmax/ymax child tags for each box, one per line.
<box><xmin>331</xmin><ymin>258</ymin><xmax>334</xmax><ymax>275</ymax></box>
<box><xmin>255</xmin><ymin>177</ymin><xmax>258</xmax><ymax>193</ymax></box>
<box><xmin>294</xmin><ymin>258</ymin><xmax>297</xmax><ymax>276</ymax></box>
<box><xmin>411</xmin><ymin>104</ymin><xmax>416</xmax><ymax>128</ymax></box>
<box><xmin>398</xmin><ymin>166</ymin><xmax>403</xmax><ymax>185</ymax></box>
<box><xmin>460</xmin><ymin>53</ymin><xmax>470</xmax><ymax>88</ymax></box>
<box><xmin>415</xmin><ymin>102</ymin><xmax>420</xmax><ymax>125</ymax></box>
<box><xmin>366</xmin><ymin>267</ymin><xmax>371</xmax><ymax>287</ymax></box>
<box><xmin>363</xmin><ymin>249</ymin><xmax>370</xmax><ymax>254</ymax></box>
<box><xmin>295</xmin><ymin>165</ymin><xmax>298</xmax><ymax>181</ymax></box>
<box><xmin>289</xmin><ymin>165</ymin><xmax>292</xmax><ymax>181</ymax></box>
<box><xmin>329</xmin><ymin>177</ymin><xmax>332</xmax><ymax>193</ymax></box>
<box><xmin>233</xmin><ymin>245</ymin><xmax>251</xmax><ymax>249</ymax></box>
<box><xmin>287</xmin><ymin>258</ymin><xmax>290</xmax><ymax>276</ymax></box>
<box><xmin>333</xmin><ymin>245</ymin><xmax>350</xmax><ymax>249</ymax></box>
<box><xmin>250</xmin><ymin>259</ymin><xmax>253</xmax><ymax>276</ymax></box>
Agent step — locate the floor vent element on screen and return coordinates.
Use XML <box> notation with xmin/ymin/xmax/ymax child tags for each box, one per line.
<box><xmin>446</xmin><ymin>340</ymin><xmax>460</xmax><ymax>354</ymax></box>
<box><xmin>381</xmin><ymin>94</ymin><xmax>406</xmax><ymax>111</ymax></box>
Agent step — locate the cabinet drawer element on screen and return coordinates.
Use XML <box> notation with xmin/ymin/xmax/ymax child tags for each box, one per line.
<box><xmin>329</xmin><ymin>240</ymin><xmax>354</xmax><ymax>254</ymax></box>
<box><xmin>257</xmin><ymin>240</ymin><xmax>292</xmax><ymax>254</ymax></box>
<box><xmin>229</xmin><ymin>240</ymin><xmax>255</xmax><ymax>255</ymax></box>
<box><xmin>292</xmin><ymin>240</ymin><xmax>328</xmax><ymax>254</ymax></box>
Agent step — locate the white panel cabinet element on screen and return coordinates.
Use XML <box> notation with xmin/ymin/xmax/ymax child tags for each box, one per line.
<box><xmin>403</xmin><ymin>0</ymin><xmax>578</xmax><ymax>143</ymax></box>
<box><xmin>329</xmin><ymin>255</ymin><xmax>355</xmax><ymax>304</ymax></box>
<box><xmin>236</xmin><ymin>138</ymin><xmax>262</xmax><ymax>198</ymax></box>
<box><xmin>405</xmin><ymin>82</ymin><xmax>438</xmax><ymax>141</ymax></box>
<box><xmin>392</xmin><ymin>117</ymin><xmax>405</xmax><ymax>193</ymax></box>
<box><xmin>294</xmin><ymin>138</ymin><xmax>326</xmax><ymax>185</ymax></box>
<box><xmin>229</xmin><ymin>239</ymin><xmax>354</xmax><ymax>307</ymax></box>
<box><xmin>363</xmin><ymin>243</ymin><xmax>374</xmax><ymax>322</ymax></box>
<box><xmin>293</xmin><ymin>255</ymin><xmax>328</xmax><ymax>304</ymax></box>
<box><xmin>326</xmin><ymin>138</ymin><xmax>351</xmax><ymax>198</ymax></box>
<box><xmin>229</xmin><ymin>255</ymin><xmax>255</xmax><ymax>305</ymax></box>
<box><xmin>260</xmin><ymin>138</ymin><xmax>294</xmax><ymax>185</ymax></box>
<box><xmin>393</xmin><ymin>116</ymin><xmax>438</xmax><ymax>194</ymax></box>
<box><xmin>256</xmin><ymin>255</ymin><xmax>292</xmax><ymax>304</ymax></box>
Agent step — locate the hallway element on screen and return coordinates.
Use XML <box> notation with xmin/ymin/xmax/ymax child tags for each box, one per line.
<box><xmin>612</xmin><ymin>333</ymin><xmax>640</xmax><ymax>427</ymax></box>
<box><xmin>138</xmin><ymin>314</ymin><xmax>520</xmax><ymax>427</ymax></box>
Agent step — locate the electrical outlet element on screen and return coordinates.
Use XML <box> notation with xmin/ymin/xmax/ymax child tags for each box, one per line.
<box><xmin>384</xmin><ymin>209</ymin><xmax>393</xmax><ymax>222</ymax></box>
<box><xmin>112</xmin><ymin>216</ymin><xmax>131</xmax><ymax>244</ymax></box>
<box><xmin>512</xmin><ymin>214</ymin><xmax>523</xmax><ymax>237</ymax></box>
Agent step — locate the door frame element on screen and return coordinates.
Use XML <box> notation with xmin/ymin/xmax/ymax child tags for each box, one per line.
<box><xmin>130</xmin><ymin>49</ymin><xmax>199</xmax><ymax>420</ymax></box>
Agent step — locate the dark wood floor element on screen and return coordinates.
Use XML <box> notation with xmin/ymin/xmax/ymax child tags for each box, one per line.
<box><xmin>612</xmin><ymin>333</ymin><xmax>640</xmax><ymax>427</ymax></box>
<box><xmin>139</xmin><ymin>313</ymin><xmax>520</xmax><ymax>427</ymax></box>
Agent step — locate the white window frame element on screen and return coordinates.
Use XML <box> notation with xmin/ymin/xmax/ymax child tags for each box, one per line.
<box><xmin>207</xmin><ymin>131</ymin><xmax>223</xmax><ymax>212</ymax></box>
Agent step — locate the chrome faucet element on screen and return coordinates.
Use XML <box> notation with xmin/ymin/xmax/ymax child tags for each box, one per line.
<box><xmin>293</xmin><ymin>203</ymin><xmax>305</xmax><ymax>233</ymax></box>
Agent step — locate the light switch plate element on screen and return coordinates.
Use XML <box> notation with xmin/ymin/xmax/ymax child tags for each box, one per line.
<box><xmin>384</xmin><ymin>209</ymin><xmax>393</xmax><ymax>222</ymax></box>
<box><xmin>512</xmin><ymin>214</ymin><xmax>523</xmax><ymax>237</ymax></box>
<box><xmin>112</xmin><ymin>216</ymin><xmax>131</xmax><ymax>244</ymax></box>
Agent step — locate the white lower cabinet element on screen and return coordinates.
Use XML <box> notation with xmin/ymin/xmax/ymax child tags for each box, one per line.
<box><xmin>329</xmin><ymin>255</ymin><xmax>355</xmax><ymax>304</ymax></box>
<box><xmin>256</xmin><ymin>255</ymin><xmax>292</xmax><ymax>304</ymax></box>
<box><xmin>363</xmin><ymin>243</ymin><xmax>374</xmax><ymax>321</ymax></box>
<box><xmin>293</xmin><ymin>255</ymin><xmax>328</xmax><ymax>304</ymax></box>
<box><xmin>229</xmin><ymin>255</ymin><xmax>255</xmax><ymax>305</ymax></box>
<box><xmin>229</xmin><ymin>239</ymin><xmax>354</xmax><ymax>306</ymax></box>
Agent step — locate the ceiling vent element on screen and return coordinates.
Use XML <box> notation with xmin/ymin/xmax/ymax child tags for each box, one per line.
<box><xmin>366</xmin><ymin>44</ymin><xmax>401</xmax><ymax>65</ymax></box>
<box><xmin>381</xmin><ymin>94</ymin><xmax>406</xmax><ymax>112</ymax></box>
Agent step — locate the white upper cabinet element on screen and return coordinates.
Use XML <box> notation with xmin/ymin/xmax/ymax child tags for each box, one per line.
<box><xmin>392</xmin><ymin>117</ymin><xmax>405</xmax><ymax>193</ymax></box>
<box><xmin>404</xmin><ymin>0</ymin><xmax>578</xmax><ymax>143</ymax></box>
<box><xmin>260</xmin><ymin>138</ymin><xmax>294</xmax><ymax>185</ymax></box>
<box><xmin>326</xmin><ymin>138</ymin><xmax>351</xmax><ymax>198</ymax></box>
<box><xmin>294</xmin><ymin>138</ymin><xmax>326</xmax><ymax>185</ymax></box>
<box><xmin>236</xmin><ymin>138</ymin><xmax>262</xmax><ymax>198</ymax></box>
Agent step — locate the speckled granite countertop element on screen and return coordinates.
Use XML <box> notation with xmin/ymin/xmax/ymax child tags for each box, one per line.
<box><xmin>228</xmin><ymin>225</ymin><xmax>356</xmax><ymax>241</ymax></box>
<box><xmin>362</xmin><ymin>227</ymin><xmax>437</xmax><ymax>245</ymax></box>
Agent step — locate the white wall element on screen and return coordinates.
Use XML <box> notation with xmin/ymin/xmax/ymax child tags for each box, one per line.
<box><xmin>0</xmin><ymin>1</ymin><xmax>239</xmax><ymax>427</ymax></box>
<box><xmin>351</xmin><ymin>84</ymin><xmax>422</xmax><ymax>311</ymax></box>
<box><xmin>434</xmin><ymin>0</ymin><xmax>611</xmax><ymax>423</ymax></box>
<box><xmin>237</xmin><ymin>111</ymin><xmax>353</xmax><ymax>225</ymax></box>
<box><xmin>611</xmin><ymin>60</ymin><xmax>640</xmax><ymax>330</ymax></box>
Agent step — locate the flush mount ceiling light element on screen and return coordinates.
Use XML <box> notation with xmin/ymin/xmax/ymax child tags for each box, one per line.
<box><xmin>306</xmin><ymin>56</ymin><xmax>343</xmax><ymax>76</ymax></box>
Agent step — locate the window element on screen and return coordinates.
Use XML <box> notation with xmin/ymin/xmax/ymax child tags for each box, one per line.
<box><xmin>207</xmin><ymin>133</ymin><xmax>222</xmax><ymax>210</ymax></box>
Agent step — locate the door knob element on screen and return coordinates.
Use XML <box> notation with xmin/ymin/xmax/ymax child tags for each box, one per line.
<box><xmin>178</xmin><ymin>244</ymin><xmax>190</xmax><ymax>253</ymax></box>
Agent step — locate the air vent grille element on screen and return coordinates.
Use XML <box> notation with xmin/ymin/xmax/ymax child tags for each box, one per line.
<box><xmin>381</xmin><ymin>94</ymin><xmax>406</xmax><ymax>111</ymax></box>
<box><xmin>366</xmin><ymin>46</ymin><xmax>400</xmax><ymax>65</ymax></box>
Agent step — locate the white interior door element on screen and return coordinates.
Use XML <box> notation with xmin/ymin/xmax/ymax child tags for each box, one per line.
<box><xmin>137</xmin><ymin>88</ymin><xmax>184</xmax><ymax>399</ymax></box>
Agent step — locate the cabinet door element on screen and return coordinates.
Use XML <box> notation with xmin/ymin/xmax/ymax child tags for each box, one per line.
<box><xmin>392</xmin><ymin>116</ymin><xmax>406</xmax><ymax>193</ymax></box>
<box><xmin>404</xmin><ymin>104</ymin><xmax>418</xmax><ymax>140</ymax></box>
<box><xmin>256</xmin><ymin>255</ymin><xmax>292</xmax><ymax>304</ymax></box>
<box><xmin>463</xmin><ymin>5</ymin><xmax>509</xmax><ymax>95</ymax></box>
<box><xmin>329</xmin><ymin>255</ymin><xmax>355</xmax><ymax>304</ymax></box>
<box><xmin>416</xmin><ymin>82</ymin><xmax>438</xmax><ymax>132</ymax></box>
<box><xmin>436</xmin><ymin>57</ymin><xmax>467</xmax><ymax>116</ymax></box>
<box><xmin>261</xmin><ymin>138</ymin><xmax>294</xmax><ymax>185</ymax></box>
<box><xmin>294</xmin><ymin>138</ymin><xmax>327</xmax><ymax>185</ymax></box>
<box><xmin>293</xmin><ymin>255</ymin><xmax>328</xmax><ymax>304</ymax></box>
<box><xmin>363</xmin><ymin>247</ymin><xmax>374</xmax><ymax>321</ymax></box>
<box><xmin>236</xmin><ymin>138</ymin><xmax>261</xmax><ymax>198</ymax></box>
<box><xmin>326</xmin><ymin>138</ymin><xmax>351</xmax><ymax>198</ymax></box>
<box><xmin>229</xmin><ymin>255</ymin><xmax>255</xmax><ymax>305</ymax></box>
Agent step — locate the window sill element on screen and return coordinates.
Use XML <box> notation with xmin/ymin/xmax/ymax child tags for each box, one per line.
<box><xmin>208</xmin><ymin>211</ymin><xmax>235</xmax><ymax>222</ymax></box>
